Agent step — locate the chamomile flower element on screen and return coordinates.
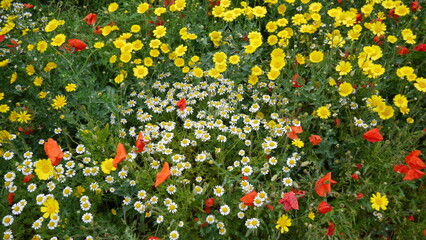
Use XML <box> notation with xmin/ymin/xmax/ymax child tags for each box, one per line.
<box><xmin>213</xmin><ymin>186</ymin><xmax>225</xmax><ymax>197</ymax></box>
<box><xmin>219</xmin><ymin>205</ymin><xmax>231</xmax><ymax>215</ymax></box>
<box><xmin>81</xmin><ymin>213</ymin><xmax>93</xmax><ymax>223</ymax></box>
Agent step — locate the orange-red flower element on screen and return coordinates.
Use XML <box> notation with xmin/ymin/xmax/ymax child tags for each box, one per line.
<box><xmin>177</xmin><ymin>98</ymin><xmax>186</xmax><ymax>111</ymax></box>
<box><xmin>397</xmin><ymin>46</ymin><xmax>410</xmax><ymax>55</ymax></box>
<box><xmin>394</xmin><ymin>150</ymin><xmax>425</xmax><ymax>180</ymax></box>
<box><xmin>83</xmin><ymin>13</ymin><xmax>97</xmax><ymax>25</ymax></box>
<box><xmin>318</xmin><ymin>201</ymin><xmax>332</xmax><ymax>214</ymax></box>
<box><xmin>362</xmin><ymin>128</ymin><xmax>383</xmax><ymax>142</ymax></box>
<box><xmin>44</xmin><ymin>138</ymin><xmax>64</xmax><ymax>166</ymax></box>
<box><xmin>315</xmin><ymin>172</ymin><xmax>337</xmax><ymax>197</ymax></box>
<box><xmin>309</xmin><ymin>135</ymin><xmax>322</xmax><ymax>145</ymax></box>
<box><xmin>279</xmin><ymin>192</ymin><xmax>299</xmax><ymax>211</ymax></box>
<box><xmin>112</xmin><ymin>143</ymin><xmax>127</xmax><ymax>168</ymax></box>
<box><xmin>327</xmin><ymin>221</ymin><xmax>335</xmax><ymax>236</ymax></box>
<box><xmin>287</xmin><ymin>126</ymin><xmax>303</xmax><ymax>139</ymax></box>
<box><xmin>68</xmin><ymin>39</ymin><xmax>87</xmax><ymax>52</ymax></box>
<box><xmin>154</xmin><ymin>162</ymin><xmax>171</xmax><ymax>187</ymax></box>
<box><xmin>22</xmin><ymin>174</ymin><xmax>34</xmax><ymax>183</ymax></box>
<box><xmin>135</xmin><ymin>132</ymin><xmax>149</xmax><ymax>153</ymax></box>
<box><xmin>240</xmin><ymin>190</ymin><xmax>258</xmax><ymax>206</ymax></box>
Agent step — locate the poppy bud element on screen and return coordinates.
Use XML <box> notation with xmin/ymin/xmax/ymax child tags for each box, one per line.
<box><xmin>318</xmin><ymin>201</ymin><xmax>333</xmax><ymax>214</ymax></box>
<box><xmin>356</xmin><ymin>193</ymin><xmax>364</xmax><ymax>199</ymax></box>
<box><xmin>8</xmin><ymin>193</ymin><xmax>14</xmax><ymax>205</ymax></box>
<box><xmin>205</xmin><ymin>198</ymin><xmax>215</xmax><ymax>207</ymax></box>
<box><xmin>351</xmin><ymin>173</ymin><xmax>359</xmax><ymax>180</ymax></box>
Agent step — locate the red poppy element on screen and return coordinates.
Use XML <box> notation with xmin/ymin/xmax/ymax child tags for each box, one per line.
<box><xmin>327</xmin><ymin>221</ymin><xmax>335</xmax><ymax>236</ymax></box>
<box><xmin>396</xmin><ymin>46</ymin><xmax>409</xmax><ymax>55</ymax></box>
<box><xmin>148</xmin><ymin>237</ymin><xmax>159</xmax><ymax>240</ymax></box>
<box><xmin>351</xmin><ymin>173</ymin><xmax>359</xmax><ymax>180</ymax></box>
<box><xmin>8</xmin><ymin>193</ymin><xmax>14</xmax><ymax>205</ymax></box>
<box><xmin>309</xmin><ymin>135</ymin><xmax>322</xmax><ymax>145</ymax></box>
<box><xmin>356</xmin><ymin>193</ymin><xmax>364</xmax><ymax>200</ymax></box>
<box><xmin>0</xmin><ymin>35</ymin><xmax>4</xmax><ymax>43</ymax></box>
<box><xmin>68</xmin><ymin>39</ymin><xmax>87</xmax><ymax>52</ymax></box>
<box><xmin>405</xmin><ymin>150</ymin><xmax>426</xmax><ymax>170</ymax></box>
<box><xmin>22</xmin><ymin>174</ymin><xmax>34</xmax><ymax>183</ymax></box>
<box><xmin>356</xmin><ymin>163</ymin><xmax>363</xmax><ymax>169</ymax></box>
<box><xmin>164</xmin><ymin>0</ymin><xmax>175</xmax><ymax>7</ymax></box>
<box><xmin>406</xmin><ymin>215</ymin><xmax>415</xmax><ymax>221</ymax></box>
<box><xmin>279</xmin><ymin>192</ymin><xmax>299</xmax><ymax>211</ymax></box>
<box><xmin>205</xmin><ymin>198</ymin><xmax>215</xmax><ymax>207</ymax></box>
<box><xmin>394</xmin><ymin>164</ymin><xmax>409</xmax><ymax>174</ymax></box>
<box><xmin>373</xmin><ymin>35</ymin><xmax>385</xmax><ymax>45</ymax></box>
<box><xmin>355</xmin><ymin>13</ymin><xmax>363</xmax><ymax>23</ymax></box>
<box><xmin>414</xmin><ymin>43</ymin><xmax>426</xmax><ymax>52</ymax></box>
<box><xmin>154</xmin><ymin>162</ymin><xmax>171</xmax><ymax>187</ymax></box>
<box><xmin>240</xmin><ymin>191</ymin><xmax>258</xmax><ymax>206</ymax></box>
<box><xmin>23</xmin><ymin>3</ymin><xmax>34</xmax><ymax>8</ymax></box>
<box><xmin>287</xmin><ymin>126</ymin><xmax>303</xmax><ymax>139</ymax></box>
<box><xmin>388</xmin><ymin>9</ymin><xmax>399</xmax><ymax>19</ymax></box>
<box><xmin>362</xmin><ymin>128</ymin><xmax>383</xmax><ymax>142</ymax></box>
<box><xmin>94</xmin><ymin>26</ymin><xmax>102</xmax><ymax>35</ymax></box>
<box><xmin>265</xmin><ymin>204</ymin><xmax>274</xmax><ymax>211</ymax></box>
<box><xmin>18</xmin><ymin>126</ymin><xmax>34</xmax><ymax>135</ymax></box>
<box><xmin>318</xmin><ymin>201</ymin><xmax>333</xmax><ymax>214</ymax></box>
<box><xmin>135</xmin><ymin>132</ymin><xmax>149</xmax><ymax>153</ymax></box>
<box><xmin>334</xmin><ymin>118</ymin><xmax>341</xmax><ymax>127</ymax></box>
<box><xmin>205</xmin><ymin>198</ymin><xmax>215</xmax><ymax>213</ymax></box>
<box><xmin>410</xmin><ymin>1</ymin><xmax>422</xmax><ymax>12</ymax></box>
<box><xmin>44</xmin><ymin>138</ymin><xmax>64</xmax><ymax>166</ymax></box>
<box><xmin>315</xmin><ymin>172</ymin><xmax>337</xmax><ymax>197</ymax></box>
<box><xmin>403</xmin><ymin>169</ymin><xmax>424</xmax><ymax>181</ymax></box>
<box><xmin>112</xmin><ymin>143</ymin><xmax>127</xmax><ymax>168</ymax></box>
<box><xmin>177</xmin><ymin>98</ymin><xmax>186</xmax><ymax>111</ymax></box>
<box><xmin>290</xmin><ymin>188</ymin><xmax>307</xmax><ymax>197</ymax></box>
<box><xmin>83</xmin><ymin>13</ymin><xmax>97</xmax><ymax>25</ymax></box>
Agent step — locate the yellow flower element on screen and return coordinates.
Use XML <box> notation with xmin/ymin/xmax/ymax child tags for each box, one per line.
<box><xmin>44</xmin><ymin>19</ymin><xmax>64</xmax><ymax>32</ymax></box>
<box><xmin>0</xmin><ymin>92</ymin><xmax>3</xmax><ymax>101</ymax></box>
<box><xmin>393</xmin><ymin>94</ymin><xmax>408</xmax><ymax>108</ymax></box>
<box><xmin>292</xmin><ymin>139</ymin><xmax>304</xmax><ymax>148</ymax></box>
<box><xmin>16</xmin><ymin>111</ymin><xmax>31</xmax><ymax>123</ymax></box>
<box><xmin>406</xmin><ymin>118</ymin><xmax>414</xmax><ymax>124</ymax></box>
<box><xmin>51</xmin><ymin>34</ymin><xmax>66</xmax><ymax>46</ymax></box>
<box><xmin>308</xmin><ymin>212</ymin><xmax>315</xmax><ymax>220</ymax></box>
<box><xmin>39</xmin><ymin>91</ymin><xmax>48</xmax><ymax>99</ymax></box>
<box><xmin>370</xmin><ymin>192</ymin><xmax>389</xmax><ymax>211</ymax></box>
<box><xmin>9</xmin><ymin>110</ymin><xmax>18</xmax><ymax>122</ymax></box>
<box><xmin>0</xmin><ymin>104</ymin><xmax>10</xmax><ymax>113</ymax></box>
<box><xmin>252</xmin><ymin>6</ymin><xmax>267</xmax><ymax>18</ymax></box>
<box><xmin>387</xmin><ymin>35</ymin><xmax>397</xmax><ymax>43</ymax></box>
<box><xmin>131</xmin><ymin>25</ymin><xmax>141</xmax><ymax>33</ymax></box>
<box><xmin>328</xmin><ymin>78</ymin><xmax>336</xmax><ymax>86</ymax></box>
<box><xmin>338</xmin><ymin>82</ymin><xmax>354</xmax><ymax>97</ymax></box>
<box><xmin>94</xmin><ymin>42</ymin><xmax>105</xmax><ymax>49</ymax></box>
<box><xmin>229</xmin><ymin>55</ymin><xmax>240</xmax><ymax>65</ymax></box>
<box><xmin>414</xmin><ymin>77</ymin><xmax>426</xmax><ymax>92</ymax></box>
<box><xmin>0</xmin><ymin>59</ymin><xmax>9</xmax><ymax>67</ymax></box>
<box><xmin>137</xmin><ymin>2</ymin><xmax>150</xmax><ymax>14</ymax></box>
<box><xmin>65</xmin><ymin>83</ymin><xmax>77</xmax><ymax>92</ymax></box>
<box><xmin>335</xmin><ymin>61</ymin><xmax>352</xmax><ymax>75</ymax></box>
<box><xmin>51</xmin><ymin>95</ymin><xmax>67</xmax><ymax>110</ymax></box>
<box><xmin>37</xmin><ymin>41</ymin><xmax>48</xmax><ymax>53</ymax></box>
<box><xmin>101</xmin><ymin>158</ymin><xmax>117</xmax><ymax>174</ymax></box>
<box><xmin>33</xmin><ymin>76</ymin><xmax>43</xmax><ymax>86</ymax></box>
<box><xmin>114</xmin><ymin>74</ymin><xmax>125</xmax><ymax>84</ymax></box>
<box><xmin>309</xmin><ymin>50</ymin><xmax>324</xmax><ymax>63</ymax></box>
<box><xmin>276</xmin><ymin>215</ymin><xmax>292</xmax><ymax>233</ymax></box>
<box><xmin>133</xmin><ymin>65</ymin><xmax>149</xmax><ymax>79</ymax></box>
<box><xmin>394</xmin><ymin>5</ymin><xmax>410</xmax><ymax>16</ymax></box>
<box><xmin>40</xmin><ymin>197</ymin><xmax>60</xmax><ymax>219</ymax></box>
<box><xmin>75</xmin><ymin>186</ymin><xmax>85</xmax><ymax>197</ymax></box>
<box><xmin>35</xmin><ymin>159</ymin><xmax>54</xmax><ymax>180</ymax></box>
<box><xmin>378</xmin><ymin>105</ymin><xmax>394</xmax><ymax>120</ymax></box>
<box><xmin>248</xmin><ymin>74</ymin><xmax>258</xmax><ymax>85</ymax></box>
<box><xmin>153</xmin><ymin>25</ymin><xmax>167</xmax><ymax>38</ymax></box>
<box><xmin>108</xmin><ymin>2</ymin><xmax>119</xmax><ymax>12</ymax></box>
<box><xmin>316</xmin><ymin>106</ymin><xmax>331</xmax><ymax>119</ymax></box>
<box><xmin>10</xmin><ymin>72</ymin><xmax>17</xmax><ymax>83</ymax></box>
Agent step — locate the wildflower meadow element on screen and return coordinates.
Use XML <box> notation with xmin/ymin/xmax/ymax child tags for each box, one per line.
<box><xmin>1</xmin><ymin>0</ymin><xmax>425</xmax><ymax>239</ymax></box>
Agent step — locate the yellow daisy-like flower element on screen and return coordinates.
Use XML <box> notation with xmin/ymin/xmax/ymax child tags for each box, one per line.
<box><xmin>316</xmin><ymin>106</ymin><xmax>331</xmax><ymax>119</ymax></box>
<box><xmin>292</xmin><ymin>139</ymin><xmax>304</xmax><ymax>148</ymax></box>
<box><xmin>108</xmin><ymin>2</ymin><xmax>119</xmax><ymax>12</ymax></box>
<box><xmin>101</xmin><ymin>158</ymin><xmax>117</xmax><ymax>174</ymax></box>
<box><xmin>133</xmin><ymin>65</ymin><xmax>149</xmax><ymax>79</ymax></box>
<box><xmin>51</xmin><ymin>95</ymin><xmax>67</xmax><ymax>110</ymax></box>
<box><xmin>309</xmin><ymin>50</ymin><xmax>324</xmax><ymax>63</ymax></box>
<box><xmin>40</xmin><ymin>197</ymin><xmax>60</xmax><ymax>219</ymax></box>
<box><xmin>370</xmin><ymin>192</ymin><xmax>389</xmax><ymax>211</ymax></box>
<box><xmin>276</xmin><ymin>214</ymin><xmax>292</xmax><ymax>233</ymax></box>
<box><xmin>335</xmin><ymin>61</ymin><xmax>352</xmax><ymax>75</ymax></box>
<box><xmin>34</xmin><ymin>159</ymin><xmax>54</xmax><ymax>180</ymax></box>
<box><xmin>16</xmin><ymin>111</ymin><xmax>32</xmax><ymax>123</ymax></box>
<box><xmin>37</xmin><ymin>40</ymin><xmax>48</xmax><ymax>53</ymax></box>
<box><xmin>338</xmin><ymin>82</ymin><xmax>354</xmax><ymax>97</ymax></box>
<box><xmin>153</xmin><ymin>25</ymin><xmax>167</xmax><ymax>38</ymax></box>
<box><xmin>65</xmin><ymin>83</ymin><xmax>77</xmax><ymax>92</ymax></box>
<box><xmin>51</xmin><ymin>34</ymin><xmax>66</xmax><ymax>46</ymax></box>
